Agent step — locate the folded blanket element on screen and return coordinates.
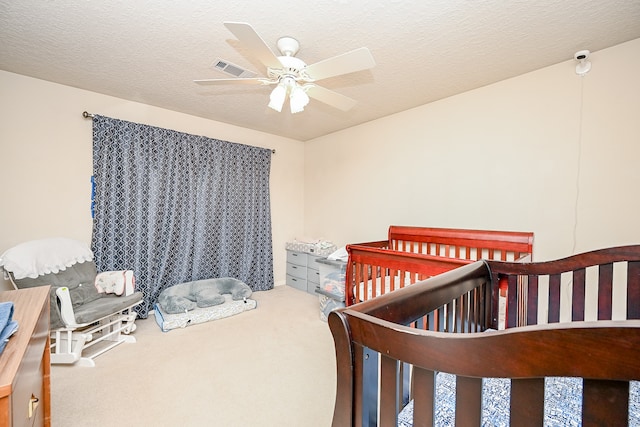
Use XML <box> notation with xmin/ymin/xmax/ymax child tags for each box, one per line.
<box><xmin>0</xmin><ymin>302</ymin><xmax>19</xmax><ymax>355</ymax></box>
<box><xmin>94</xmin><ymin>270</ymin><xmax>135</xmax><ymax>296</ymax></box>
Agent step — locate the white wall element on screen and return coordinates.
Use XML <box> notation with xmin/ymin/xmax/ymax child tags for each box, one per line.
<box><xmin>0</xmin><ymin>70</ymin><xmax>305</xmax><ymax>291</ymax></box>
<box><xmin>2</xmin><ymin>38</ymin><xmax>638</xmax><ymax>293</ymax></box>
<box><xmin>304</xmin><ymin>38</ymin><xmax>640</xmax><ymax>262</ymax></box>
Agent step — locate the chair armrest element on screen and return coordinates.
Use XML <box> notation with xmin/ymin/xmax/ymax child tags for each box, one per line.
<box><xmin>56</xmin><ymin>287</ymin><xmax>81</xmax><ymax>327</ymax></box>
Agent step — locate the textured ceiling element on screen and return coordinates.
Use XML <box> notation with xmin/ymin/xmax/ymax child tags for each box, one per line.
<box><xmin>1</xmin><ymin>1</ymin><xmax>640</xmax><ymax>141</ymax></box>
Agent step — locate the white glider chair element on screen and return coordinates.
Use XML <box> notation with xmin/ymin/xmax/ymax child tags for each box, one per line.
<box><xmin>0</xmin><ymin>238</ymin><xmax>143</xmax><ymax>367</ymax></box>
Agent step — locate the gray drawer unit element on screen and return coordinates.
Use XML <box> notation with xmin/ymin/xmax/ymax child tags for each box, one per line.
<box><xmin>286</xmin><ymin>250</ymin><xmax>307</xmax><ymax>266</ymax></box>
<box><xmin>307</xmin><ymin>254</ymin><xmax>321</xmax><ymax>293</ymax></box>
<box><xmin>286</xmin><ymin>274</ymin><xmax>307</xmax><ymax>291</ymax></box>
<box><xmin>286</xmin><ymin>249</ymin><xmax>321</xmax><ymax>295</ymax></box>
<box><xmin>286</xmin><ymin>262</ymin><xmax>306</xmax><ymax>279</ymax></box>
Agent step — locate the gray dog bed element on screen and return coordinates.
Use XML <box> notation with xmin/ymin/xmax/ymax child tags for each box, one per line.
<box><xmin>153</xmin><ymin>278</ymin><xmax>257</xmax><ymax>331</ymax></box>
<box><xmin>154</xmin><ymin>295</ymin><xmax>257</xmax><ymax>332</ymax></box>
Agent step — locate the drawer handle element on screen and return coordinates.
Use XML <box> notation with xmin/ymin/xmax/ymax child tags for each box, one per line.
<box><xmin>29</xmin><ymin>394</ymin><xmax>40</xmax><ymax>418</ymax></box>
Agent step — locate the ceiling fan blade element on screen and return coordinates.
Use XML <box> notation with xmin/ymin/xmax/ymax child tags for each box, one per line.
<box><xmin>306</xmin><ymin>85</ymin><xmax>358</xmax><ymax>111</ymax></box>
<box><xmin>194</xmin><ymin>78</ymin><xmax>273</xmax><ymax>86</ymax></box>
<box><xmin>223</xmin><ymin>22</ymin><xmax>282</xmax><ymax>70</ymax></box>
<box><xmin>304</xmin><ymin>47</ymin><xmax>375</xmax><ymax>81</ymax></box>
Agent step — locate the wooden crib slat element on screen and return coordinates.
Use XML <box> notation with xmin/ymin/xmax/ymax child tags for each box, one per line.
<box><xmin>455</xmin><ymin>376</ymin><xmax>482</xmax><ymax>426</ymax></box>
<box><xmin>527</xmin><ymin>275</ymin><xmax>539</xmax><ymax>325</ymax></box>
<box><xmin>380</xmin><ymin>355</ymin><xmax>399</xmax><ymax>427</ymax></box>
<box><xmin>510</xmin><ymin>378</ymin><xmax>544</xmax><ymax>426</ymax></box>
<box><xmin>628</xmin><ymin>261</ymin><xmax>640</xmax><ymax>319</ymax></box>
<box><xmin>598</xmin><ymin>263</ymin><xmax>613</xmax><ymax>320</ymax></box>
<box><xmin>362</xmin><ymin>347</ymin><xmax>380</xmax><ymax>427</ymax></box>
<box><xmin>454</xmin><ymin>296</ymin><xmax>462</xmax><ymax>332</ymax></box>
<box><xmin>438</xmin><ymin>306</ymin><xmax>445</xmax><ymax>332</ymax></box>
<box><xmin>572</xmin><ymin>268</ymin><xmax>586</xmax><ymax>321</ymax></box>
<box><xmin>471</xmin><ymin>287</ymin><xmax>479</xmax><ymax>332</ymax></box>
<box><xmin>507</xmin><ymin>275</ymin><xmax>518</xmax><ymax>328</ymax></box>
<box><xmin>426</xmin><ymin>311</ymin><xmax>434</xmax><ymax>331</ymax></box>
<box><xmin>583</xmin><ymin>380</ymin><xmax>629</xmax><ymax>427</ymax></box>
<box><xmin>491</xmin><ymin>273</ymin><xmax>504</xmax><ymax>329</ymax></box>
<box><xmin>477</xmin><ymin>285</ymin><xmax>486</xmax><ymax>332</ymax></box>
<box><xmin>517</xmin><ymin>274</ymin><xmax>528</xmax><ymax>326</ymax></box>
<box><xmin>353</xmin><ymin>344</ymin><xmax>364</xmax><ymax>427</ymax></box>
<box><xmin>461</xmin><ymin>292</ymin><xmax>469</xmax><ymax>332</ymax></box>
<box><xmin>548</xmin><ymin>274</ymin><xmax>561</xmax><ymax>323</ymax></box>
<box><xmin>412</xmin><ymin>367</ymin><xmax>435</xmax><ymax>427</ymax></box>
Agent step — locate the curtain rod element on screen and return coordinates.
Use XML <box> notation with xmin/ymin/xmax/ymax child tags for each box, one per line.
<box><xmin>82</xmin><ymin>111</ymin><xmax>275</xmax><ymax>154</ymax></box>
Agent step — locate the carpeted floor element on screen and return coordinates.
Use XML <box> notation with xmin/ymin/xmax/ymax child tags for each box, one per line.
<box><xmin>50</xmin><ymin>286</ymin><xmax>337</xmax><ymax>427</ymax></box>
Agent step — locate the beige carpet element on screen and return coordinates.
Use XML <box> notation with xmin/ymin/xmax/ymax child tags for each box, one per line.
<box><xmin>51</xmin><ymin>286</ymin><xmax>337</xmax><ymax>427</ymax></box>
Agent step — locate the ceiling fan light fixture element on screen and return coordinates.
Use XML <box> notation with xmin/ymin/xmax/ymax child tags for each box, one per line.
<box><xmin>268</xmin><ymin>83</ymin><xmax>287</xmax><ymax>112</ymax></box>
<box><xmin>197</xmin><ymin>23</ymin><xmax>376</xmax><ymax>116</ymax></box>
<box><xmin>289</xmin><ymin>85</ymin><xmax>310</xmax><ymax>114</ymax></box>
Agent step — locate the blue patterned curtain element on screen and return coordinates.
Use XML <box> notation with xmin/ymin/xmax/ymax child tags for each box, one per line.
<box><xmin>91</xmin><ymin>115</ymin><xmax>273</xmax><ymax>317</ymax></box>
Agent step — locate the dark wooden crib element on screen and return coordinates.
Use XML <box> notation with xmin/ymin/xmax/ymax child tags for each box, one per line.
<box><xmin>329</xmin><ymin>245</ymin><xmax>640</xmax><ymax>426</ymax></box>
<box><xmin>345</xmin><ymin>226</ymin><xmax>534</xmax><ymax>306</ymax></box>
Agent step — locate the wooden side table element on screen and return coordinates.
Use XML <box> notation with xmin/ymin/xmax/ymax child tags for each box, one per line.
<box><xmin>0</xmin><ymin>286</ymin><xmax>51</xmax><ymax>427</ymax></box>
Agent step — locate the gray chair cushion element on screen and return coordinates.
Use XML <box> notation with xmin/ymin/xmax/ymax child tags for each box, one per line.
<box><xmin>11</xmin><ymin>261</ymin><xmax>141</xmax><ymax>329</ymax></box>
<box><xmin>73</xmin><ymin>292</ymin><xmax>143</xmax><ymax>325</ymax></box>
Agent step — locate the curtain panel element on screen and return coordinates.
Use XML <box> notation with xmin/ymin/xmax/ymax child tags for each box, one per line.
<box><xmin>91</xmin><ymin>115</ymin><xmax>273</xmax><ymax>317</ymax></box>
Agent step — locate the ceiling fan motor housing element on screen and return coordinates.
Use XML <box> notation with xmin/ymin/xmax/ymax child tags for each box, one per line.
<box><xmin>276</xmin><ymin>36</ymin><xmax>300</xmax><ymax>56</ymax></box>
<box><xmin>274</xmin><ymin>55</ymin><xmax>308</xmax><ymax>81</ymax></box>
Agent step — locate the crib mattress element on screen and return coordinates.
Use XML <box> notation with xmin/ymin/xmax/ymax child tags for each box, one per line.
<box><xmin>397</xmin><ymin>373</ymin><xmax>640</xmax><ymax>426</ymax></box>
<box><xmin>153</xmin><ymin>295</ymin><xmax>257</xmax><ymax>332</ymax></box>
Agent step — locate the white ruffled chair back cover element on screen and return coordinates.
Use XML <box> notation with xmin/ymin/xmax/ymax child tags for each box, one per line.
<box><xmin>0</xmin><ymin>237</ymin><xmax>93</xmax><ymax>280</ymax></box>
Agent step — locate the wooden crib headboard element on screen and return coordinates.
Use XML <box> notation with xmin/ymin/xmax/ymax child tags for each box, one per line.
<box><xmin>344</xmin><ymin>226</ymin><xmax>534</xmax><ymax>306</ymax></box>
<box><xmin>387</xmin><ymin>225</ymin><xmax>534</xmax><ymax>261</ymax></box>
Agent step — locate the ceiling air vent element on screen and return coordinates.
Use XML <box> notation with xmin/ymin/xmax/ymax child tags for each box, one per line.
<box><xmin>212</xmin><ymin>58</ymin><xmax>257</xmax><ymax>78</ymax></box>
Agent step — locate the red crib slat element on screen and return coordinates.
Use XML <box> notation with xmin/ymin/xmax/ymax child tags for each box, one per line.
<box><xmin>510</xmin><ymin>378</ymin><xmax>544</xmax><ymax>426</ymax></box>
<box><xmin>371</xmin><ymin>265</ymin><xmax>378</xmax><ymax>299</ymax></box>
<box><xmin>572</xmin><ymin>268</ymin><xmax>586</xmax><ymax>321</ymax></box>
<box><xmin>455</xmin><ymin>376</ymin><xmax>482</xmax><ymax>426</ymax></box>
<box><xmin>548</xmin><ymin>274</ymin><xmax>561</xmax><ymax>323</ymax></box>
<box><xmin>353</xmin><ymin>263</ymin><xmax>362</xmax><ymax>306</ymax></box>
<box><xmin>583</xmin><ymin>380</ymin><xmax>629</xmax><ymax>426</ymax></box>
<box><xmin>598</xmin><ymin>263</ymin><xmax>613</xmax><ymax>320</ymax></box>
<box><xmin>379</xmin><ymin>267</ymin><xmax>387</xmax><ymax>297</ymax></box>
<box><xmin>628</xmin><ymin>261</ymin><xmax>640</xmax><ymax>319</ymax></box>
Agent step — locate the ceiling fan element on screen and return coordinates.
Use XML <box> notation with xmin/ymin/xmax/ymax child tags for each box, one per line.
<box><xmin>194</xmin><ymin>22</ymin><xmax>375</xmax><ymax>114</ymax></box>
